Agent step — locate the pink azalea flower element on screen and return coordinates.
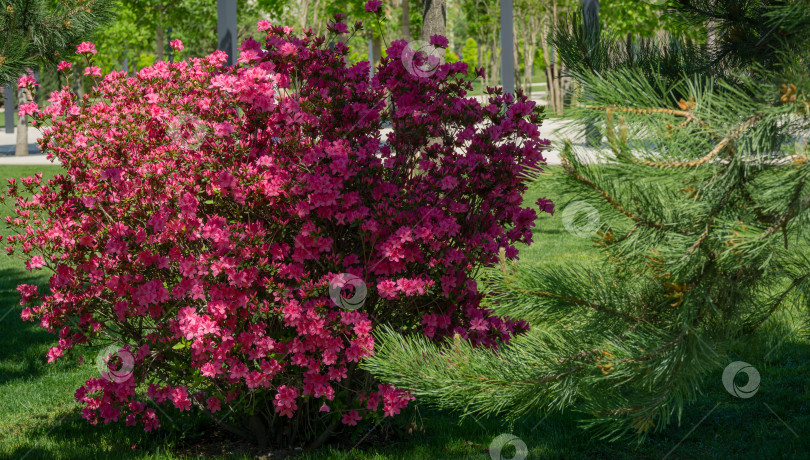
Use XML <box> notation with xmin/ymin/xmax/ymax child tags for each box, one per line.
<box><xmin>9</xmin><ymin>17</ymin><xmax>547</xmax><ymax>435</ymax></box>
<box><xmin>76</xmin><ymin>42</ymin><xmax>97</xmax><ymax>55</ymax></box>
<box><xmin>206</xmin><ymin>396</ymin><xmax>221</xmax><ymax>413</ymax></box>
<box><xmin>279</xmin><ymin>42</ymin><xmax>297</xmax><ymax>57</ymax></box>
<box><xmin>214</xmin><ymin>122</ymin><xmax>235</xmax><ymax>137</ymax></box>
<box><xmin>274</xmin><ymin>385</ymin><xmax>299</xmax><ymax>418</ymax></box>
<box><xmin>171</xmin><ymin>387</ymin><xmax>192</xmax><ymax>411</ymax></box>
<box><xmin>46</xmin><ymin>346</ymin><xmax>63</xmax><ymax>363</ymax></box>
<box><xmin>17</xmin><ymin>102</ymin><xmax>39</xmax><ymax>117</ymax></box>
<box><xmin>470</xmin><ymin>317</ymin><xmax>490</xmax><ymax>331</ymax></box>
<box><xmin>25</xmin><ymin>255</ymin><xmax>45</xmax><ymax>270</ymax></box>
<box><xmin>341</xmin><ymin>410</ymin><xmax>361</xmax><ymax>426</ymax></box>
<box><xmin>17</xmin><ymin>75</ymin><xmax>37</xmax><ymax>89</ymax></box>
<box><xmin>200</xmin><ymin>362</ymin><xmax>220</xmax><ymax>377</ymax></box>
<box><xmin>84</xmin><ymin>66</ymin><xmax>102</xmax><ymax>77</ymax></box>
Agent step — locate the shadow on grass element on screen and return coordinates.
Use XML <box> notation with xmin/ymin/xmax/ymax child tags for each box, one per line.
<box><xmin>512</xmin><ymin>338</ymin><xmax>810</xmax><ymax>460</ymax></box>
<box><xmin>2</xmin><ymin>341</ymin><xmax>808</xmax><ymax>459</ymax></box>
<box><xmin>0</xmin><ymin>248</ymin><xmax>806</xmax><ymax>458</ymax></box>
<box><xmin>5</xmin><ymin>406</ymin><xmax>158</xmax><ymax>460</ymax></box>
<box><xmin>532</xmin><ymin>225</ymin><xmax>569</xmax><ymax>236</ymax></box>
<box><xmin>0</xmin><ymin>266</ymin><xmax>55</xmax><ymax>386</ymax></box>
<box><xmin>3</xmin><ymin>405</ymin><xmax>256</xmax><ymax>460</ymax></box>
<box><xmin>322</xmin><ymin>340</ymin><xmax>810</xmax><ymax>460</ymax></box>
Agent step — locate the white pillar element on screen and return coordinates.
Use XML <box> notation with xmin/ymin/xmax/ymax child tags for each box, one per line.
<box><xmin>217</xmin><ymin>0</ymin><xmax>238</xmax><ymax>66</ymax></box>
<box><xmin>582</xmin><ymin>0</ymin><xmax>600</xmax><ymax>147</ymax></box>
<box><xmin>368</xmin><ymin>37</ymin><xmax>375</xmax><ymax>79</ymax></box>
<box><xmin>582</xmin><ymin>0</ymin><xmax>599</xmax><ymax>38</ymax></box>
<box><xmin>499</xmin><ymin>0</ymin><xmax>515</xmax><ymax>96</ymax></box>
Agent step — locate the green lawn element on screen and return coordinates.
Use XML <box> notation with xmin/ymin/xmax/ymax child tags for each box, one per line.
<box><xmin>0</xmin><ymin>165</ymin><xmax>807</xmax><ymax>459</ymax></box>
<box><xmin>0</xmin><ymin>111</ymin><xmax>18</xmax><ymax>129</ymax></box>
<box><xmin>467</xmin><ymin>72</ymin><xmax>547</xmax><ymax>98</ymax></box>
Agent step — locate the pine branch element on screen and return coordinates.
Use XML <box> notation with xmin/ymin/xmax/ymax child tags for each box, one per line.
<box><xmin>0</xmin><ymin>0</ymin><xmax>115</xmax><ymax>85</ymax></box>
<box><xmin>561</xmin><ymin>150</ymin><xmax>685</xmax><ymax>233</ymax></box>
<box><xmin>367</xmin><ymin>0</ymin><xmax>810</xmax><ymax>442</ymax></box>
<box><xmin>514</xmin><ymin>288</ymin><xmax>644</xmax><ymax>323</ymax></box>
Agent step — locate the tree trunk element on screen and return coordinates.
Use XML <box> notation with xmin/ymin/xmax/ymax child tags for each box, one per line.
<box><xmin>298</xmin><ymin>0</ymin><xmax>310</xmax><ymax>32</ymax></box>
<box><xmin>247</xmin><ymin>414</ymin><xmax>268</xmax><ymax>451</ymax></box>
<box><xmin>311</xmin><ymin>0</ymin><xmax>323</xmax><ymax>34</ymax></box>
<box><xmin>372</xmin><ymin>35</ymin><xmax>382</xmax><ymax>68</ymax></box>
<box><xmin>73</xmin><ymin>64</ymin><xmax>85</xmax><ymax>99</ymax></box>
<box><xmin>557</xmin><ymin>61</ymin><xmax>564</xmax><ymax>110</ymax></box>
<box><xmin>523</xmin><ymin>36</ymin><xmax>534</xmax><ymax>97</ymax></box>
<box><xmin>542</xmin><ymin>0</ymin><xmax>564</xmax><ymax>115</ymax></box>
<box><xmin>707</xmin><ymin>19</ymin><xmax>717</xmax><ymax>55</ymax></box>
<box><xmin>156</xmin><ymin>26</ymin><xmax>165</xmax><ymax>62</ymax></box>
<box><xmin>489</xmin><ymin>36</ymin><xmax>499</xmax><ymax>89</ymax></box>
<box><xmin>15</xmin><ymin>84</ymin><xmax>27</xmax><ymax>156</ymax></box>
<box><xmin>551</xmin><ymin>0</ymin><xmax>565</xmax><ymax>114</ymax></box>
<box><xmin>545</xmin><ymin>64</ymin><xmax>555</xmax><ymax>112</ymax></box>
<box><xmin>513</xmin><ymin>34</ymin><xmax>520</xmax><ymax>93</ymax></box>
<box><xmin>421</xmin><ymin>0</ymin><xmax>446</xmax><ymax>62</ymax></box>
<box><xmin>401</xmin><ymin>0</ymin><xmax>411</xmax><ymax>40</ymax></box>
<box><xmin>626</xmin><ymin>33</ymin><xmax>633</xmax><ymax>66</ymax></box>
<box><xmin>539</xmin><ymin>22</ymin><xmax>559</xmax><ymax>114</ymax></box>
<box><xmin>482</xmin><ymin>45</ymin><xmax>489</xmax><ymax>86</ymax></box>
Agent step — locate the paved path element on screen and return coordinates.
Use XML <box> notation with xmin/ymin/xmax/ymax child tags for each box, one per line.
<box><xmin>0</xmin><ymin>154</ymin><xmax>56</xmax><ymax>165</ymax></box>
<box><xmin>0</xmin><ymin>126</ymin><xmax>52</xmax><ymax>164</ymax></box>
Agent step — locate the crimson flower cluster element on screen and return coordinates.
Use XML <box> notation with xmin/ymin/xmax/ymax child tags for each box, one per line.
<box><xmin>5</xmin><ymin>19</ymin><xmax>549</xmax><ymax>443</ymax></box>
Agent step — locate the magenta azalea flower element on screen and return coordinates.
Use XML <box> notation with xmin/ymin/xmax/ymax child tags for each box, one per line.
<box><xmin>429</xmin><ymin>34</ymin><xmax>449</xmax><ymax>48</ymax></box>
<box><xmin>365</xmin><ymin>0</ymin><xmax>382</xmax><ymax>13</ymax></box>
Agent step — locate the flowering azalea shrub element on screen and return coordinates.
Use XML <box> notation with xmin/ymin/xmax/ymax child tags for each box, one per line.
<box><xmin>5</xmin><ymin>17</ymin><xmax>549</xmax><ymax>447</ymax></box>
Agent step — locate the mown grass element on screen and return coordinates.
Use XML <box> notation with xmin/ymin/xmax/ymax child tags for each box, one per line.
<box><xmin>0</xmin><ymin>165</ymin><xmax>807</xmax><ymax>459</ymax></box>
<box><xmin>0</xmin><ymin>112</ymin><xmax>18</xmax><ymax>129</ymax></box>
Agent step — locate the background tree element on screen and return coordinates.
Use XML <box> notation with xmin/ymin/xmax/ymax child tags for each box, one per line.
<box><xmin>599</xmin><ymin>0</ymin><xmax>664</xmax><ymax>38</ymax></box>
<box><xmin>256</xmin><ymin>0</ymin><xmax>392</xmax><ymax>67</ymax></box>
<box><xmin>422</xmin><ymin>0</ymin><xmax>447</xmax><ymax>61</ymax></box>
<box><xmin>460</xmin><ymin>36</ymin><xmax>477</xmax><ymax>68</ymax></box>
<box><xmin>0</xmin><ymin>0</ymin><xmax>114</xmax><ymax>85</ymax></box>
<box><xmin>364</xmin><ymin>0</ymin><xmax>810</xmax><ymax>440</ymax></box>
<box><xmin>0</xmin><ymin>0</ymin><xmax>113</xmax><ymax>156</ymax></box>
<box><xmin>108</xmin><ymin>0</ymin><xmax>263</xmax><ymax>68</ymax></box>
<box><xmin>93</xmin><ymin>5</ymin><xmax>153</xmax><ymax>74</ymax></box>
<box><xmin>400</xmin><ymin>0</ymin><xmax>411</xmax><ymax>39</ymax></box>
<box><xmin>459</xmin><ymin>0</ymin><xmax>499</xmax><ymax>86</ymax></box>
<box><xmin>513</xmin><ymin>0</ymin><xmax>544</xmax><ymax>95</ymax></box>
